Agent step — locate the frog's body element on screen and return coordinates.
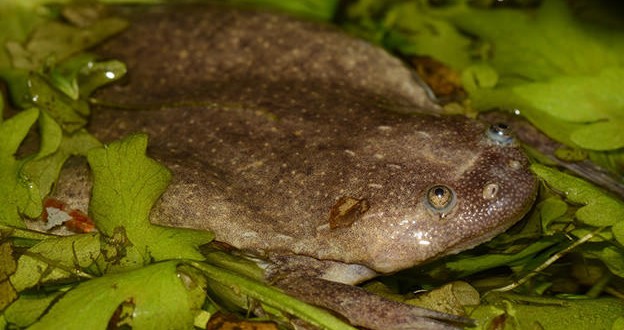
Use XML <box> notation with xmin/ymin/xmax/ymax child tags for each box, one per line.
<box><xmin>55</xmin><ymin>5</ymin><xmax>537</xmax><ymax>329</ymax></box>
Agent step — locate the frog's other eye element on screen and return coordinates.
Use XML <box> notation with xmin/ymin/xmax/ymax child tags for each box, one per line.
<box><xmin>424</xmin><ymin>185</ymin><xmax>456</xmax><ymax>214</ymax></box>
<box><xmin>487</xmin><ymin>123</ymin><xmax>513</xmax><ymax>145</ymax></box>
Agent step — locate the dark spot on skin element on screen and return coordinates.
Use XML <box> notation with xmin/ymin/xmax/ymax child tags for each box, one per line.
<box><xmin>329</xmin><ymin>196</ymin><xmax>370</xmax><ymax>229</ymax></box>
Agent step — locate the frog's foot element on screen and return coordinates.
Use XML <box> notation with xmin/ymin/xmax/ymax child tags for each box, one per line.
<box><xmin>273</xmin><ymin>275</ymin><xmax>473</xmax><ymax>330</ymax></box>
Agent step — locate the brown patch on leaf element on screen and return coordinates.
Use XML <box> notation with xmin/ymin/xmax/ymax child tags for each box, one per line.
<box><xmin>328</xmin><ymin>196</ymin><xmax>369</xmax><ymax>229</ymax></box>
<box><xmin>42</xmin><ymin>197</ymin><xmax>95</xmax><ymax>233</ymax></box>
<box><xmin>107</xmin><ymin>298</ymin><xmax>135</xmax><ymax>330</ymax></box>
<box><xmin>0</xmin><ymin>241</ymin><xmax>18</xmax><ymax>310</ymax></box>
<box><xmin>206</xmin><ymin>312</ymin><xmax>278</xmax><ymax>330</ymax></box>
<box><xmin>410</xmin><ymin>56</ymin><xmax>466</xmax><ymax>102</ymax></box>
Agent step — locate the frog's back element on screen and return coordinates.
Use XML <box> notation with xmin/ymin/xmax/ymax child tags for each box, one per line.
<box><xmin>96</xmin><ymin>5</ymin><xmax>435</xmax><ymax>112</ymax></box>
<box><xmin>84</xmin><ymin>5</ymin><xmax>537</xmax><ymax>273</ymax></box>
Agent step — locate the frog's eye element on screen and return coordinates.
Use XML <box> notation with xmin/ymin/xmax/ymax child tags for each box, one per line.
<box><xmin>487</xmin><ymin>123</ymin><xmax>513</xmax><ymax>145</ymax></box>
<box><xmin>424</xmin><ymin>185</ymin><xmax>456</xmax><ymax>214</ymax></box>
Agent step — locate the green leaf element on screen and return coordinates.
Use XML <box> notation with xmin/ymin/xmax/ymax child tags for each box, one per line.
<box><xmin>10</xmin><ymin>233</ymin><xmax>101</xmax><ymax>292</ymax></box>
<box><xmin>0</xmin><ymin>1</ymin><xmax>55</xmax><ymax>74</ymax></box>
<box><xmin>447</xmin><ymin>0</ymin><xmax>624</xmax><ymax>153</ymax></box>
<box><xmin>0</xmin><ymin>105</ymin><xmax>100</xmax><ymax>224</ymax></box>
<box><xmin>443</xmin><ymin>239</ymin><xmax>559</xmax><ymax>278</ymax></box>
<box><xmin>477</xmin><ymin>68</ymin><xmax>624</xmax><ymax>150</ymax></box>
<box><xmin>584</xmin><ymin>245</ymin><xmax>624</xmax><ymax>278</ymax></box>
<box><xmin>571</xmin><ymin>120</ymin><xmax>624</xmax><ymax>151</ymax></box>
<box><xmin>34</xmin><ymin>110</ymin><xmax>63</xmax><ymax>159</ymax></box>
<box><xmin>446</xmin><ymin>0</ymin><xmax>624</xmax><ymax>81</ymax></box>
<box><xmin>191</xmin><ymin>261</ymin><xmax>355</xmax><ymax>330</ymax></box>
<box><xmin>47</xmin><ymin>54</ymin><xmax>127</xmax><ymax>100</ymax></box>
<box><xmin>2</xmin><ymin>292</ymin><xmax>62</xmax><ymax>328</ymax></box>
<box><xmin>343</xmin><ymin>1</ymin><xmax>473</xmax><ymax>70</ymax></box>
<box><xmin>0</xmin><ymin>107</ymin><xmax>39</xmax><ymax>227</ymax></box>
<box><xmin>224</xmin><ymin>0</ymin><xmax>339</xmax><ymax>21</ymax></box>
<box><xmin>532</xmin><ymin>164</ymin><xmax>624</xmax><ymax>229</ymax></box>
<box><xmin>6</xmin><ymin>17</ymin><xmax>128</xmax><ymax>71</ymax></box>
<box><xmin>383</xmin><ymin>2</ymin><xmax>472</xmax><ymax>69</ymax></box>
<box><xmin>28</xmin><ymin>261</ymin><xmax>205</xmax><ymax>330</ymax></box>
<box><xmin>613</xmin><ymin>221</ymin><xmax>624</xmax><ymax>250</ymax></box>
<box><xmin>461</xmin><ymin>63</ymin><xmax>499</xmax><ymax>91</ymax></box>
<box><xmin>343</xmin><ymin>0</ymin><xmax>624</xmax><ymax>156</ymax></box>
<box><xmin>471</xmin><ymin>293</ymin><xmax>624</xmax><ymax>330</ymax></box>
<box><xmin>1</xmin><ymin>1</ymin><xmax>127</xmax><ymax>107</ymax></box>
<box><xmin>537</xmin><ymin>197</ymin><xmax>569</xmax><ymax>233</ymax></box>
<box><xmin>510</xmin><ymin>70</ymin><xmax>624</xmax><ymax>124</ymax></box>
<box><xmin>21</xmin><ymin>128</ymin><xmax>101</xmax><ymax>213</ymax></box>
<box><xmin>0</xmin><ymin>107</ymin><xmax>38</xmax><ymax>156</ymax></box>
<box><xmin>28</xmin><ymin>73</ymin><xmax>88</xmax><ymax>132</ymax></box>
<box><xmin>87</xmin><ymin>134</ymin><xmax>214</xmax><ymax>262</ymax></box>
<box><xmin>88</xmin><ymin>134</ymin><xmax>170</xmax><ymax>234</ymax></box>
<box><xmin>0</xmin><ymin>241</ymin><xmax>18</xmax><ymax>311</ymax></box>
<box><xmin>76</xmin><ymin>59</ymin><xmax>127</xmax><ymax>97</ymax></box>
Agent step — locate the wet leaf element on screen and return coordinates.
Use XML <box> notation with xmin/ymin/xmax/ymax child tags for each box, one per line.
<box><xmin>584</xmin><ymin>245</ymin><xmax>624</xmax><ymax>278</ymax></box>
<box><xmin>344</xmin><ymin>1</ymin><xmax>472</xmax><ymax>70</ymax></box>
<box><xmin>10</xmin><ymin>233</ymin><xmax>101</xmax><ymax>291</ymax></box>
<box><xmin>205</xmin><ymin>312</ymin><xmax>279</xmax><ymax>330</ymax></box>
<box><xmin>191</xmin><ymin>261</ymin><xmax>355</xmax><ymax>330</ymax></box>
<box><xmin>6</xmin><ymin>17</ymin><xmax>127</xmax><ymax>71</ymax></box>
<box><xmin>475</xmin><ymin>69</ymin><xmax>624</xmax><ymax>150</ymax></box>
<box><xmin>442</xmin><ymin>238</ymin><xmax>559</xmax><ymax>278</ymax></box>
<box><xmin>87</xmin><ymin>134</ymin><xmax>214</xmax><ymax>262</ymax></box>
<box><xmin>224</xmin><ymin>0</ymin><xmax>338</xmax><ymax>21</ymax></box>
<box><xmin>0</xmin><ymin>107</ymin><xmax>39</xmax><ymax>227</ymax></box>
<box><xmin>27</xmin><ymin>73</ymin><xmax>88</xmax><ymax>132</ymax></box>
<box><xmin>470</xmin><ymin>293</ymin><xmax>624</xmax><ymax>330</ymax></box>
<box><xmin>537</xmin><ymin>197</ymin><xmax>569</xmax><ymax>233</ymax></box>
<box><xmin>447</xmin><ymin>0</ymin><xmax>624</xmax><ymax>153</ymax></box>
<box><xmin>0</xmin><ymin>0</ymin><xmax>53</xmax><ymax>73</ymax></box>
<box><xmin>15</xmin><ymin>105</ymin><xmax>100</xmax><ymax>220</ymax></box>
<box><xmin>2</xmin><ymin>292</ymin><xmax>62</xmax><ymax>328</ymax></box>
<box><xmin>0</xmin><ymin>241</ymin><xmax>18</xmax><ymax>311</ymax></box>
<box><xmin>532</xmin><ymin>164</ymin><xmax>624</xmax><ymax>232</ymax></box>
<box><xmin>346</xmin><ymin>0</ymin><xmax>624</xmax><ymax>165</ymax></box>
<box><xmin>28</xmin><ymin>261</ymin><xmax>205</xmax><ymax>330</ymax></box>
<box><xmin>405</xmin><ymin>281</ymin><xmax>480</xmax><ymax>316</ymax></box>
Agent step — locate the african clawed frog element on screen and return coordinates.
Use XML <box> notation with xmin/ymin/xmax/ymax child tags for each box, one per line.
<box><xmin>53</xmin><ymin>5</ymin><xmax>538</xmax><ymax>329</ymax></box>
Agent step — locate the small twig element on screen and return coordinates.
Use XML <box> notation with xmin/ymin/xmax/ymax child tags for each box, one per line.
<box><xmin>21</xmin><ymin>250</ymin><xmax>95</xmax><ymax>280</ymax></box>
<box><xmin>491</xmin><ymin>227</ymin><xmax>604</xmax><ymax>292</ymax></box>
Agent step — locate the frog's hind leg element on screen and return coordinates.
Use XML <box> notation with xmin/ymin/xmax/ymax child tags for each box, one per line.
<box><xmin>267</xmin><ymin>256</ymin><xmax>473</xmax><ymax>330</ymax></box>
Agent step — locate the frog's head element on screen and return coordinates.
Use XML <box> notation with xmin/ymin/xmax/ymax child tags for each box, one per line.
<box><xmin>321</xmin><ymin>120</ymin><xmax>538</xmax><ymax>274</ymax></box>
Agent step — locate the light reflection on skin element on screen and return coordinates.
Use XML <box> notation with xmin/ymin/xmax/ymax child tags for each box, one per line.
<box><xmin>388</xmin><ymin>219</ymin><xmax>432</xmax><ymax>245</ymax></box>
<box><xmin>413</xmin><ymin>230</ymin><xmax>431</xmax><ymax>245</ymax></box>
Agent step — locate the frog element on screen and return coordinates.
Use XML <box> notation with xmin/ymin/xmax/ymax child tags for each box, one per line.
<box><xmin>51</xmin><ymin>4</ymin><xmax>538</xmax><ymax>329</ymax></box>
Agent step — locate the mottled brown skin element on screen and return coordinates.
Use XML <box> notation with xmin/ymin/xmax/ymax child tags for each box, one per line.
<box><xmin>55</xmin><ymin>5</ymin><xmax>538</xmax><ymax>329</ymax></box>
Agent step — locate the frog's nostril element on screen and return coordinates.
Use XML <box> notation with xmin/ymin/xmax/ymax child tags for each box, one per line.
<box><xmin>482</xmin><ymin>182</ymin><xmax>500</xmax><ymax>200</ymax></box>
<box><xmin>487</xmin><ymin>123</ymin><xmax>514</xmax><ymax>145</ymax></box>
<box><xmin>509</xmin><ymin>160</ymin><xmax>522</xmax><ymax>170</ymax></box>
<box><xmin>424</xmin><ymin>185</ymin><xmax>456</xmax><ymax>214</ymax></box>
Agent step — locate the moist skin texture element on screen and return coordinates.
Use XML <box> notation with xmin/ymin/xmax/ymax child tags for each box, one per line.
<box><xmin>53</xmin><ymin>5</ymin><xmax>537</xmax><ymax>329</ymax></box>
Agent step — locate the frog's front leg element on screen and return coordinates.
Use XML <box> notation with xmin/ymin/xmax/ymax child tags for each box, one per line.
<box><xmin>267</xmin><ymin>256</ymin><xmax>473</xmax><ymax>330</ymax></box>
